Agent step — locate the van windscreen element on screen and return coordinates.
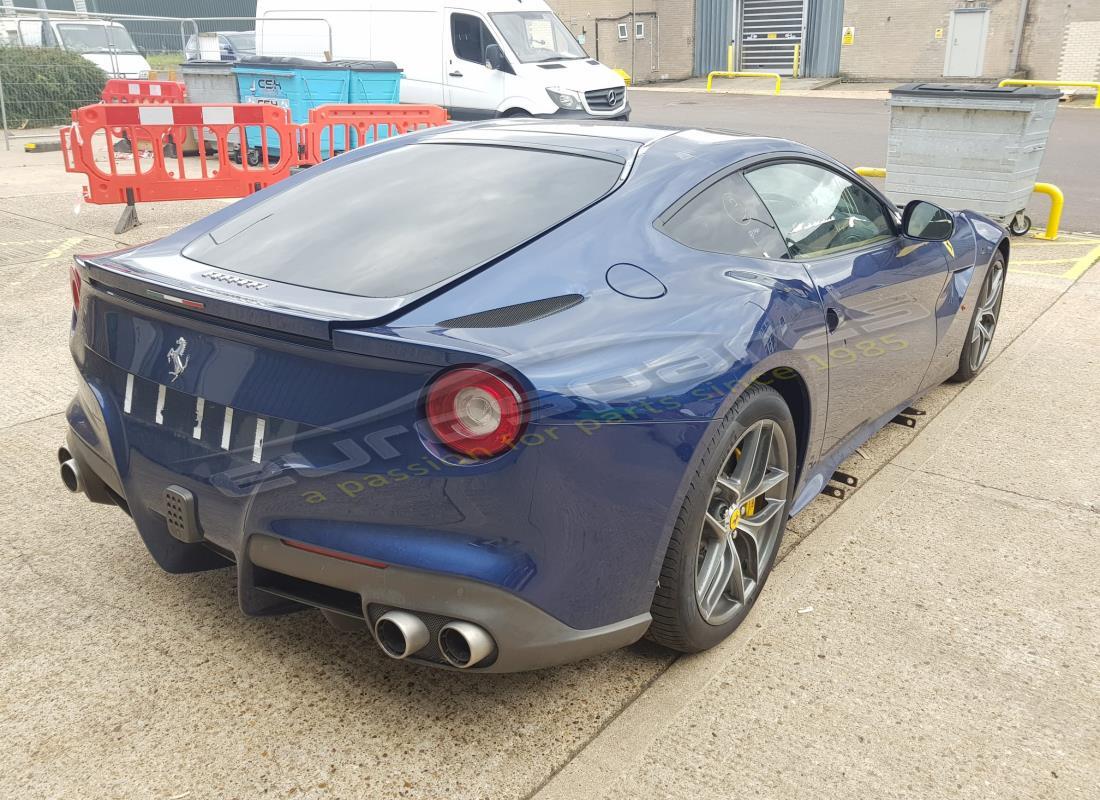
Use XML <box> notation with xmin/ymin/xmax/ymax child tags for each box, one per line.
<box><xmin>183</xmin><ymin>143</ymin><xmax>623</xmax><ymax>298</ymax></box>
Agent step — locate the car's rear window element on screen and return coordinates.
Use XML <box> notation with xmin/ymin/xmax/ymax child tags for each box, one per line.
<box><xmin>183</xmin><ymin>143</ymin><xmax>624</xmax><ymax>298</ymax></box>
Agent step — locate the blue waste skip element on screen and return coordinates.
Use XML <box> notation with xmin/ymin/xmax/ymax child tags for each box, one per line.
<box><xmin>232</xmin><ymin>56</ymin><xmax>402</xmax><ymax>161</ymax></box>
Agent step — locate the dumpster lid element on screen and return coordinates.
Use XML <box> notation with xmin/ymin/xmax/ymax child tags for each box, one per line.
<box><xmin>328</xmin><ymin>59</ymin><xmax>400</xmax><ymax>72</ymax></box>
<box><xmin>890</xmin><ymin>82</ymin><xmax>1062</xmax><ymax>100</ymax></box>
<box><xmin>180</xmin><ymin>60</ymin><xmax>234</xmax><ymax>69</ymax></box>
<box><xmin>235</xmin><ymin>55</ymin><xmax>346</xmax><ymax>70</ymax></box>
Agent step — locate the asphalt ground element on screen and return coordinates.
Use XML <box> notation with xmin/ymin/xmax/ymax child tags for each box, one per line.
<box><xmin>628</xmin><ymin>89</ymin><xmax>1100</xmax><ymax>236</ymax></box>
<box><xmin>1</xmin><ymin>96</ymin><xmax>1098</xmax><ymax>799</ymax></box>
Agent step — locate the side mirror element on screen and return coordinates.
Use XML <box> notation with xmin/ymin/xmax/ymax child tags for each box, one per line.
<box><xmin>484</xmin><ymin>44</ymin><xmax>506</xmax><ymax>71</ymax></box>
<box><xmin>902</xmin><ymin>199</ymin><xmax>954</xmax><ymax>241</ymax></box>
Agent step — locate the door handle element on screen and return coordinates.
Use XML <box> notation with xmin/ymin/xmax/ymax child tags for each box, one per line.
<box><xmin>449</xmin><ymin>70</ymin><xmax>463</xmax><ymax>77</ymax></box>
<box><xmin>826</xmin><ymin>307</ymin><xmax>842</xmax><ymax>332</ymax></box>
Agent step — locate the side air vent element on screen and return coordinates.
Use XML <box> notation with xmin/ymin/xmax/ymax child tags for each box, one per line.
<box><xmin>438</xmin><ymin>294</ymin><xmax>584</xmax><ymax>329</ymax></box>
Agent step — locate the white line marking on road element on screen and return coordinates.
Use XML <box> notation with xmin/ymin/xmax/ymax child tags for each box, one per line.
<box><xmin>155</xmin><ymin>384</ymin><xmax>166</xmax><ymax>425</ymax></box>
<box><xmin>124</xmin><ymin>374</ymin><xmax>134</xmax><ymax>414</ymax></box>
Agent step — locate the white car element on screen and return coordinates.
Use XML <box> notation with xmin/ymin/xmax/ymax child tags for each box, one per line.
<box><xmin>254</xmin><ymin>0</ymin><xmax>629</xmax><ymax>121</ymax></box>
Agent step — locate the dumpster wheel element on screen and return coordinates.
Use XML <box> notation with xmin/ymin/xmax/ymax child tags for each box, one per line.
<box><xmin>1008</xmin><ymin>213</ymin><xmax>1032</xmax><ymax>236</ymax></box>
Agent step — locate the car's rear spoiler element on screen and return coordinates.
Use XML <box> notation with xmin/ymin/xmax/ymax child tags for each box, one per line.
<box><xmin>80</xmin><ymin>253</ymin><xmax>415</xmax><ymax>342</ymax></box>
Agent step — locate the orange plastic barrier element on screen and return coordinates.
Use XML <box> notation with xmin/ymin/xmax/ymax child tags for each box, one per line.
<box><xmin>302</xmin><ymin>104</ymin><xmax>449</xmax><ymax>163</ymax></box>
<box><xmin>101</xmin><ymin>79</ymin><xmax>187</xmax><ymax>105</ymax></box>
<box><xmin>61</xmin><ymin>103</ymin><xmax>303</xmax><ymax>233</ymax></box>
<box><xmin>61</xmin><ymin>102</ymin><xmax>450</xmax><ymax>233</ymax></box>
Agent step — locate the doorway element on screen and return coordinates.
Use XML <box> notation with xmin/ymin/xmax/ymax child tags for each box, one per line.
<box><xmin>944</xmin><ymin>8</ymin><xmax>989</xmax><ymax>77</ymax></box>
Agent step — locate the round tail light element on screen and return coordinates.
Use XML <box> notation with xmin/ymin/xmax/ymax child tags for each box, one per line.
<box><xmin>70</xmin><ymin>265</ymin><xmax>82</xmax><ymax>311</ymax></box>
<box><xmin>426</xmin><ymin>368</ymin><xmax>526</xmax><ymax>458</ymax></box>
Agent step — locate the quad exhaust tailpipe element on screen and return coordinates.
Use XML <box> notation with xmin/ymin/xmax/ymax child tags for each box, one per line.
<box><xmin>58</xmin><ymin>447</ymin><xmax>84</xmax><ymax>494</ymax></box>
<box><xmin>374</xmin><ymin>610</ymin><xmax>430</xmax><ymax>660</ymax></box>
<box><xmin>438</xmin><ymin>621</ymin><xmax>494</xmax><ymax>669</ymax></box>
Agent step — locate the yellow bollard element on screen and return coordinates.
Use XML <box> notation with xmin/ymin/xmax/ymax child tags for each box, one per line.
<box><xmin>706</xmin><ymin>41</ymin><xmax>781</xmax><ymax>94</ymax></box>
<box><xmin>1031</xmin><ymin>183</ymin><xmax>1064</xmax><ymax>240</ymax></box>
<box><xmin>793</xmin><ymin>44</ymin><xmax>801</xmax><ymax>79</ymax></box>
<box><xmin>854</xmin><ymin>167</ymin><xmax>1064</xmax><ymax>241</ymax></box>
<box><xmin>998</xmin><ymin>79</ymin><xmax>1100</xmax><ymax>108</ymax></box>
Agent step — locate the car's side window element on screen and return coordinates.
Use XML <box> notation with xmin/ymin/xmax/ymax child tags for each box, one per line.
<box><xmin>745</xmin><ymin>162</ymin><xmax>894</xmax><ymax>259</ymax></box>
<box><xmin>451</xmin><ymin>13</ymin><xmax>497</xmax><ymax>65</ymax></box>
<box><xmin>661</xmin><ymin>173</ymin><xmax>790</xmax><ymax>260</ymax></box>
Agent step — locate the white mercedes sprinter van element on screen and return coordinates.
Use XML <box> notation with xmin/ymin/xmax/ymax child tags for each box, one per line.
<box><xmin>12</xmin><ymin>16</ymin><xmax>151</xmax><ymax>78</ymax></box>
<box><xmin>254</xmin><ymin>0</ymin><xmax>629</xmax><ymax>120</ymax></box>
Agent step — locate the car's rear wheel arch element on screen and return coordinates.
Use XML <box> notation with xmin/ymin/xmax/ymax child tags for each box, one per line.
<box><xmin>996</xmin><ymin>237</ymin><xmax>1010</xmax><ymax>267</ymax></box>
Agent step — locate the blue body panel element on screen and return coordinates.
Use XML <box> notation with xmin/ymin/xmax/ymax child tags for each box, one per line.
<box><xmin>65</xmin><ymin>120</ymin><xmax>1007</xmax><ymax>632</ymax></box>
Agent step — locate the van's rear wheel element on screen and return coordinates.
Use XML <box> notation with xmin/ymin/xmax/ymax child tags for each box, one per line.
<box><xmin>649</xmin><ymin>383</ymin><xmax>795</xmax><ymax>652</ymax></box>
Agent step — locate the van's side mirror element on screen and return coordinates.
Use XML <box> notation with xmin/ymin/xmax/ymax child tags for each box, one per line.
<box><xmin>902</xmin><ymin>200</ymin><xmax>955</xmax><ymax>241</ymax></box>
<box><xmin>485</xmin><ymin>44</ymin><xmax>507</xmax><ymax>72</ymax></box>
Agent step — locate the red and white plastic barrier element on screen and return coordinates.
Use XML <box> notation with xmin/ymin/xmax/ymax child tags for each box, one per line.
<box><xmin>60</xmin><ymin>102</ymin><xmax>450</xmax><ymax>234</ymax></box>
<box><xmin>100</xmin><ymin>79</ymin><xmax>187</xmax><ymax>105</ymax></box>
<box><xmin>302</xmin><ymin>104</ymin><xmax>450</xmax><ymax>164</ymax></box>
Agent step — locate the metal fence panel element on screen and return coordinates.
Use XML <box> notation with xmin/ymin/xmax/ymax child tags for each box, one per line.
<box><xmin>0</xmin><ymin>58</ymin><xmax>104</xmax><ymax>144</ymax></box>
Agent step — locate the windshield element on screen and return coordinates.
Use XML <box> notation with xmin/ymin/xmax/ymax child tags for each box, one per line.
<box><xmin>224</xmin><ymin>32</ymin><xmax>255</xmax><ymax>53</ymax></box>
<box><xmin>183</xmin><ymin>143</ymin><xmax>623</xmax><ymax>298</ymax></box>
<box><xmin>57</xmin><ymin>23</ymin><xmax>138</xmax><ymax>54</ymax></box>
<box><xmin>489</xmin><ymin>11</ymin><xmax>586</xmax><ymax>63</ymax></box>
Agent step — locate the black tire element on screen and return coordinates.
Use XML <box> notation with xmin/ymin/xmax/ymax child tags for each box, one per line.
<box><xmin>1008</xmin><ymin>215</ymin><xmax>1031</xmax><ymax>236</ymax></box>
<box><xmin>246</xmin><ymin>148</ymin><xmax>262</xmax><ymax>166</ymax></box>
<box><xmin>950</xmin><ymin>252</ymin><xmax>1006</xmax><ymax>382</ymax></box>
<box><xmin>649</xmin><ymin>383</ymin><xmax>797</xmax><ymax>653</ymax></box>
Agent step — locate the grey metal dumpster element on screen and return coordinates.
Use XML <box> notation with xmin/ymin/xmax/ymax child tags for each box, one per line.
<box><xmin>180</xmin><ymin>61</ymin><xmax>240</xmax><ymax>155</ymax></box>
<box><xmin>886</xmin><ymin>83</ymin><xmax>1060</xmax><ymax>235</ymax></box>
<box><xmin>180</xmin><ymin>60</ymin><xmax>240</xmax><ymax>103</ymax></box>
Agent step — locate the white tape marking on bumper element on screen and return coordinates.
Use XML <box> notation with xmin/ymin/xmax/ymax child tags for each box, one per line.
<box><xmin>202</xmin><ymin>106</ymin><xmax>235</xmax><ymax>126</ymax></box>
<box><xmin>221</xmin><ymin>407</ymin><xmax>233</xmax><ymax>450</ymax></box>
<box><xmin>252</xmin><ymin>418</ymin><xmax>265</xmax><ymax>464</ymax></box>
<box><xmin>193</xmin><ymin>397</ymin><xmax>205</xmax><ymax>439</ymax></box>
<box><xmin>124</xmin><ymin>374</ymin><xmax>134</xmax><ymax>414</ymax></box>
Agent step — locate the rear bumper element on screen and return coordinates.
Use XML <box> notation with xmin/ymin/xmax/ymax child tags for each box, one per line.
<box><xmin>62</xmin><ymin>422</ymin><xmax>651</xmax><ymax>672</ymax></box>
<box><xmin>248</xmin><ymin>535</ymin><xmax>650</xmax><ymax>672</ymax></box>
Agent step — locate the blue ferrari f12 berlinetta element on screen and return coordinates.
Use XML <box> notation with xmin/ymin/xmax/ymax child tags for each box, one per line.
<box><xmin>60</xmin><ymin>121</ymin><xmax>1008</xmax><ymax>671</ymax></box>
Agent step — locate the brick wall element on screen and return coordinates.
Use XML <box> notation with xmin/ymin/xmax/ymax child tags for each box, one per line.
<box><xmin>1019</xmin><ymin>0</ymin><xmax>1100</xmax><ymax>81</ymax></box>
<box><xmin>547</xmin><ymin>0</ymin><xmax>696</xmax><ymax>82</ymax></box>
<box><xmin>838</xmin><ymin>0</ymin><xmax>1099</xmax><ymax>82</ymax></box>
<box><xmin>838</xmin><ymin>0</ymin><xmax>1021</xmax><ymax>80</ymax></box>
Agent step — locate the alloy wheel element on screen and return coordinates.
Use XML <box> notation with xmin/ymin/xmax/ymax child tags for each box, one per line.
<box><xmin>970</xmin><ymin>260</ymin><xmax>1005</xmax><ymax>372</ymax></box>
<box><xmin>695</xmin><ymin>420</ymin><xmax>790</xmax><ymax>626</ymax></box>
